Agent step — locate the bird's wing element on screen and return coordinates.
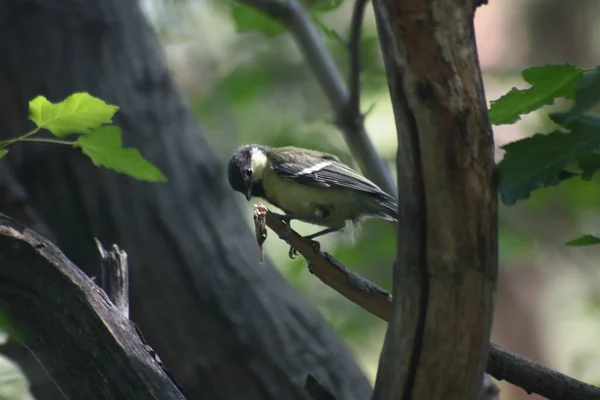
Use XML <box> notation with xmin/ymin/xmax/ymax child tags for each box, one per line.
<box><xmin>270</xmin><ymin>151</ymin><xmax>385</xmax><ymax>195</ymax></box>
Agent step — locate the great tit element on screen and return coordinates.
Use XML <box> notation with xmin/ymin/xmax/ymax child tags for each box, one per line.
<box><xmin>227</xmin><ymin>144</ymin><xmax>398</xmax><ymax>256</ymax></box>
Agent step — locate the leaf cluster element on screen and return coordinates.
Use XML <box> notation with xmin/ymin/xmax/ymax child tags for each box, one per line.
<box><xmin>0</xmin><ymin>93</ymin><xmax>166</xmax><ymax>182</ymax></box>
<box><xmin>490</xmin><ymin>64</ymin><xmax>600</xmax><ymax>246</ymax></box>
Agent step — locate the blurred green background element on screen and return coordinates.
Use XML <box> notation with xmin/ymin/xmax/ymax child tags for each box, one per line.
<box><xmin>4</xmin><ymin>0</ymin><xmax>600</xmax><ymax>399</ymax></box>
<box><xmin>140</xmin><ymin>1</ymin><xmax>600</xmax><ymax>399</ymax></box>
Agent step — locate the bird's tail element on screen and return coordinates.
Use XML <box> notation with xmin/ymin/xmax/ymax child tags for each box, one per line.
<box><xmin>371</xmin><ymin>192</ymin><xmax>398</xmax><ymax>222</ymax></box>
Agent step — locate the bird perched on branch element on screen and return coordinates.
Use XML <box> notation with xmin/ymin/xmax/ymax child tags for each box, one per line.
<box><xmin>227</xmin><ymin>144</ymin><xmax>398</xmax><ymax>257</ymax></box>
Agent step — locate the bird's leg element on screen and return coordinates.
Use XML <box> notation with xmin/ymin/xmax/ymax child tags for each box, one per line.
<box><xmin>288</xmin><ymin>227</ymin><xmax>340</xmax><ymax>258</ymax></box>
<box><xmin>273</xmin><ymin>208</ymin><xmax>330</xmax><ymax>238</ymax></box>
<box><xmin>271</xmin><ymin>207</ymin><xmax>332</xmax><ymax>259</ymax></box>
<box><xmin>304</xmin><ymin>227</ymin><xmax>341</xmax><ymax>242</ymax></box>
<box><xmin>272</xmin><ymin>213</ymin><xmax>320</xmax><ymax>238</ymax></box>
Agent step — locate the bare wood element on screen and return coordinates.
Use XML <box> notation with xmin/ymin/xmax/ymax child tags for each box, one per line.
<box><xmin>487</xmin><ymin>344</ymin><xmax>600</xmax><ymax>400</ymax></box>
<box><xmin>0</xmin><ymin>214</ymin><xmax>186</xmax><ymax>399</ymax></box>
<box><xmin>264</xmin><ymin>212</ymin><xmax>600</xmax><ymax>400</ymax></box>
<box><xmin>265</xmin><ymin>212</ymin><xmax>392</xmax><ymax>320</ymax></box>
<box><xmin>96</xmin><ymin>239</ymin><xmax>130</xmax><ymax>319</ymax></box>
<box><xmin>371</xmin><ymin>0</ymin><xmax>497</xmax><ymax>398</ymax></box>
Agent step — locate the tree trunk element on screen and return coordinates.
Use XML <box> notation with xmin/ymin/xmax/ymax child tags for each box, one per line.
<box><xmin>0</xmin><ymin>1</ymin><xmax>371</xmax><ymax>399</ymax></box>
<box><xmin>372</xmin><ymin>0</ymin><xmax>497</xmax><ymax>398</ymax></box>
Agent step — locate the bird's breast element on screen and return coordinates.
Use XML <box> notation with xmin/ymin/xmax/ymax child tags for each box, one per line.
<box><xmin>260</xmin><ymin>169</ymin><xmax>365</xmax><ymax>229</ymax></box>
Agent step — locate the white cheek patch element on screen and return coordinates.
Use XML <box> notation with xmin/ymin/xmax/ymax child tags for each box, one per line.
<box><xmin>298</xmin><ymin>161</ymin><xmax>331</xmax><ymax>175</ymax></box>
<box><xmin>250</xmin><ymin>147</ymin><xmax>268</xmax><ymax>182</ymax></box>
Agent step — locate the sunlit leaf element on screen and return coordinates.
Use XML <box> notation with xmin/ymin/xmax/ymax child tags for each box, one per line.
<box><xmin>29</xmin><ymin>93</ymin><xmax>119</xmax><ymax>137</ymax></box>
<box><xmin>488</xmin><ymin>64</ymin><xmax>582</xmax><ymax>125</ymax></box>
<box><xmin>565</xmin><ymin>235</ymin><xmax>600</xmax><ymax>246</ymax></box>
<box><xmin>0</xmin><ymin>149</ymin><xmax>7</xmax><ymax>159</ymax></box>
<box><xmin>75</xmin><ymin>126</ymin><xmax>167</xmax><ymax>182</ymax></box>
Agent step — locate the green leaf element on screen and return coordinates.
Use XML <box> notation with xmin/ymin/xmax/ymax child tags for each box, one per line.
<box><xmin>0</xmin><ymin>149</ymin><xmax>7</xmax><ymax>159</ymax></box>
<box><xmin>29</xmin><ymin>93</ymin><xmax>119</xmax><ymax>137</ymax></box>
<box><xmin>75</xmin><ymin>126</ymin><xmax>167</xmax><ymax>182</ymax></box>
<box><xmin>488</xmin><ymin>64</ymin><xmax>582</xmax><ymax>125</ymax></box>
<box><xmin>560</xmin><ymin>67</ymin><xmax>600</xmax><ymax>122</ymax></box>
<box><xmin>577</xmin><ymin>153</ymin><xmax>600</xmax><ymax>180</ymax></box>
<box><xmin>565</xmin><ymin>235</ymin><xmax>600</xmax><ymax>246</ymax></box>
<box><xmin>498</xmin><ymin>114</ymin><xmax>600</xmax><ymax>205</ymax></box>
<box><xmin>230</xmin><ymin>3</ymin><xmax>286</xmax><ymax>37</ymax></box>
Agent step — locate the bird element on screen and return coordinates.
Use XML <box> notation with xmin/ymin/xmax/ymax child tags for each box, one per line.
<box><xmin>227</xmin><ymin>144</ymin><xmax>398</xmax><ymax>257</ymax></box>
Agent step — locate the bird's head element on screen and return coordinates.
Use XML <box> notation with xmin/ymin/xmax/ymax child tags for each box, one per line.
<box><xmin>227</xmin><ymin>144</ymin><xmax>269</xmax><ymax>201</ymax></box>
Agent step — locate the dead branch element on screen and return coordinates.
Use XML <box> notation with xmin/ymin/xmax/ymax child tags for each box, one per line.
<box><xmin>0</xmin><ymin>213</ymin><xmax>186</xmax><ymax>399</ymax></box>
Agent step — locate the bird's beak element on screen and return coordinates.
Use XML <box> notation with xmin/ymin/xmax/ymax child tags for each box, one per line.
<box><xmin>245</xmin><ymin>187</ymin><xmax>252</xmax><ymax>201</ymax></box>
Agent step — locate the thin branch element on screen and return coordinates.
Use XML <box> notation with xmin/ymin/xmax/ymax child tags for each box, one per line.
<box><xmin>347</xmin><ymin>0</ymin><xmax>369</xmax><ymax>118</ymax></box>
<box><xmin>265</xmin><ymin>212</ymin><xmax>391</xmax><ymax>319</ymax></box>
<box><xmin>16</xmin><ymin>137</ymin><xmax>75</xmax><ymax>145</ymax></box>
<box><xmin>236</xmin><ymin>0</ymin><xmax>397</xmax><ymax>197</ymax></box>
<box><xmin>487</xmin><ymin>343</ymin><xmax>600</xmax><ymax>400</ymax></box>
<box><xmin>305</xmin><ymin>374</ymin><xmax>338</xmax><ymax>400</ymax></box>
<box><xmin>96</xmin><ymin>239</ymin><xmax>130</xmax><ymax>319</ymax></box>
<box><xmin>263</xmin><ymin>210</ymin><xmax>600</xmax><ymax>400</ymax></box>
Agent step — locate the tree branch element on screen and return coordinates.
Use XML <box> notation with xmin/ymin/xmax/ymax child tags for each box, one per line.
<box><xmin>235</xmin><ymin>0</ymin><xmax>397</xmax><ymax>197</ymax></box>
<box><xmin>347</xmin><ymin>0</ymin><xmax>369</xmax><ymax>118</ymax></box>
<box><xmin>487</xmin><ymin>343</ymin><xmax>600</xmax><ymax>400</ymax></box>
<box><xmin>265</xmin><ymin>212</ymin><xmax>391</xmax><ymax>319</ymax></box>
<box><xmin>263</xmin><ymin>210</ymin><xmax>600</xmax><ymax>400</ymax></box>
<box><xmin>0</xmin><ymin>213</ymin><xmax>186</xmax><ymax>399</ymax></box>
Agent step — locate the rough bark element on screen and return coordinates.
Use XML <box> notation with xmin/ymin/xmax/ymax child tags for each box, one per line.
<box><xmin>0</xmin><ymin>214</ymin><xmax>186</xmax><ymax>399</ymax></box>
<box><xmin>0</xmin><ymin>1</ymin><xmax>371</xmax><ymax>399</ymax></box>
<box><xmin>372</xmin><ymin>0</ymin><xmax>497</xmax><ymax>399</ymax></box>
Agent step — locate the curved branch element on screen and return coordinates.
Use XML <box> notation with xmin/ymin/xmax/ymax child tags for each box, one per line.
<box><xmin>347</xmin><ymin>0</ymin><xmax>369</xmax><ymax>118</ymax></box>
<box><xmin>236</xmin><ymin>0</ymin><xmax>397</xmax><ymax>197</ymax></box>
<box><xmin>0</xmin><ymin>214</ymin><xmax>186</xmax><ymax>399</ymax></box>
<box><xmin>263</xmin><ymin>210</ymin><xmax>600</xmax><ymax>400</ymax></box>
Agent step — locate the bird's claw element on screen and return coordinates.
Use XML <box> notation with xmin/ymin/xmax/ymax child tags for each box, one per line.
<box><xmin>288</xmin><ymin>246</ymin><xmax>297</xmax><ymax>259</ymax></box>
<box><xmin>310</xmin><ymin>239</ymin><xmax>321</xmax><ymax>252</ymax></box>
<box><xmin>287</xmin><ymin>239</ymin><xmax>321</xmax><ymax>259</ymax></box>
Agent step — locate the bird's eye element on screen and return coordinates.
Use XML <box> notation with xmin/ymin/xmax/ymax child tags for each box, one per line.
<box><xmin>244</xmin><ymin>168</ymin><xmax>252</xmax><ymax>177</ymax></box>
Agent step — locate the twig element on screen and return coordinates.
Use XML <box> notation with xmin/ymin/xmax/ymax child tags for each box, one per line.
<box><xmin>487</xmin><ymin>343</ymin><xmax>600</xmax><ymax>400</ymax></box>
<box><xmin>236</xmin><ymin>0</ymin><xmax>397</xmax><ymax>197</ymax></box>
<box><xmin>96</xmin><ymin>239</ymin><xmax>130</xmax><ymax>319</ymax></box>
<box><xmin>347</xmin><ymin>0</ymin><xmax>369</xmax><ymax>118</ymax></box>
<box><xmin>305</xmin><ymin>374</ymin><xmax>338</xmax><ymax>400</ymax></box>
<box><xmin>263</xmin><ymin>210</ymin><xmax>600</xmax><ymax>400</ymax></box>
